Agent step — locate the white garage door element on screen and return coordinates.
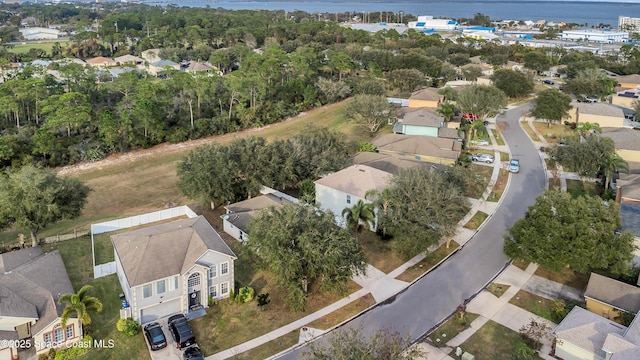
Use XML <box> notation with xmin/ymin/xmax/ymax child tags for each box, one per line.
<box><xmin>140</xmin><ymin>299</ymin><xmax>181</xmax><ymax>324</ymax></box>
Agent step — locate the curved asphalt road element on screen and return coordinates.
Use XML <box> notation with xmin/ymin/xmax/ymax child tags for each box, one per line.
<box><xmin>275</xmin><ymin>104</ymin><xmax>545</xmax><ymax>359</ymax></box>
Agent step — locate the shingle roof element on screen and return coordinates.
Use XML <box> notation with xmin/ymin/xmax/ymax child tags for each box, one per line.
<box><xmin>573</xmin><ymin>102</ymin><xmax>625</xmax><ymax>117</ymax></box>
<box><xmin>224</xmin><ymin>194</ymin><xmax>295</xmax><ymax>233</ymax></box>
<box><xmin>315</xmin><ymin>164</ymin><xmax>392</xmax><ymax>199</ymax></box>
<box><xmin>0</xmin><ymin>250</ymin><xmax>76</xmax><ymax>335</ymax></box>
<box><xmin>114</xmin><ymin>54</ymin><xmax>144</xmax><ymax>64</ymax></box>
<box><xmin>438</xmin><ymin>127</ymin><xmax>460</xmax><ymax>139</ymax></box>
<box><xmin>372</xmin><ymin>134</ymin><xmax>461</xmax><ymax>161</ymax></box>
<box><xmin>151</xmin><ymin>59</ymin><xmax>178</xmax><ymax>67</ymax></box>
<box><xmin>585</xmin><ymin>273</ymin><xmax>640</xmax><ymax>313</ymax></box>
<box><xmin>87</xmin><ymin>56</ymin><xmax>115</xmax><ymax>65</ymax></box>
<box><xmin>350</xmin><ymin>152</ymin><xmax>432</xmax><ymax>175</ymax></box>
<box><xmin>554</xmin><ymin>306</ymin><xmax>628</xmax><ymax>358</ymax></box>
<box><xmin>602</xmin><ymin>128</ymin><xmax>640</xmax><ymax>151</ymax></box>
<box><xmin>618</xmin><ymin>173</ymin><xmax>640</xmax><ymax>201</ymax></box>
<box><xmin>402</xmin><ymin>108</ymin><xmax>444</xmax><ymax>127</ymax></box>
<box><xmin>111</xmin><ymin>216</ymin><xmax>236</xmax><ymax>286</ymax></box>
<box><xmin>617</xmin><ymin>74</ymin><xmax>640</xmax><ymax>85</ymax></box>
<box><xmin>620</xmin><ymin>202</ymin><xmax>640</xmax><ymax>238</ymax></box>
<box><xmin>183</xmin><ymin>61</ymin><xmax>212</xmax><ymax>72</ymax></box>
<box><xmin>0</xmin><ymin>246</ymin><xmax>42</xmax><ymax>272</ymax></box>
<box><xmin>409</xmin><ymin>88</ymin><xmax>442</xmax><ymax>102</ymax></box>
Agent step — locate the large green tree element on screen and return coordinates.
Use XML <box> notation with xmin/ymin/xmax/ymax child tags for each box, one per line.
<box><xmin>549</xmin><ymin>135</ymin><xmax>617</xmax><ymax>186</ymax></box>
<box><xmin>345</xmin><ymin>94</ymin><xmax>392</xmax><ymax>135</ymax></box>
<box><xmin>530</xmin><ymin>89</ymin><xmax>573</xmax><ymax>127</ymax></box>
<box><xmin>0</xmin><ymin>165</ymin><xmax>91</xmax><ymax>247</ymax></box>
<box><xmin>59</xmin><ymin>285</ymin><xmax>103</xmax><ymax>329</ymax></box>
<box><xmin>491</xmin><ymin>69</ymin><xmax>534</xmax><ymax>98</ymax></box>
<box><xmin>247</xmin><ymin>204</ymin><xmax>367</xmax><ymax>311</ymax></box>
<box><xmin>504</xmin><ymin>190</ymin><xmax>635</xmax><ymax>275</ymax></box>
<box><xmin>376</xmin><ymin>167</ymin><xmax>471</xmax><ymax>257</ymax></box>
<box><xmin>455</xmin><ymin>85</ymin><xmax>507</xmax><ymax>122</ymax></box>
<box><xmin>304</xmin><ymin>327</ymin><xmax>424</xmax><ymax>360</ymax></box>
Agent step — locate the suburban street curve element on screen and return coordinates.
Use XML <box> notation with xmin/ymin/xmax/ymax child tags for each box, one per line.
<box><xmin>275</xmin><ymin>103</ymin><xmax>546</xmax><ymax>359</ymax></box>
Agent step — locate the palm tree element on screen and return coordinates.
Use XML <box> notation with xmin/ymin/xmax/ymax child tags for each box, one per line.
<box><xmin>59</xmin><ymin>285</ymin><xmax>103</xmax><ymax>330</ymax></box>
<box><xmin>601</xmin><ymin>152</ymin><xmax>629</xmax><ymax>190</ymax></box>
<box><xmin>436</xmin><ymin>101</ymin><xmax>456</xmax><ymax>124</ymax></box>
<box><xmin>470</xmin><ymin>120</ymin><xmax>489</xmax><ymax>142</ymax></box>
<box><xmin>342</xmin><ymin>200</ymin><xmax>376</xmax><ymax>241</ymax></box>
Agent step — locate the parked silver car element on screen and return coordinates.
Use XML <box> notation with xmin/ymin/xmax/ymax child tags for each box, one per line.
<box><xmin>471</xmin><ymin>153</ymin><xmax>495</xmax><ymax>163</ymax></box>
<box><xmin>509</xmin><ymin>159</ymin><xmax>520</xmax><ymax>173</ymax></box>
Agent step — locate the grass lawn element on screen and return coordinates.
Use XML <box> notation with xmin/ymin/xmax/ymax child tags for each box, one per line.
<box><xmin>548</xmin><ymin>177</ymin><xmax>561</xmax><ymax>190</ymax></box>
<box><xmin>521</xmin><ymin>121</ymin><xmax>542</xmax><ymax>142</ymax></box>
<box><xmin>306</xmin><ymin>294</ymin><xmax>376</xmax><ymax>330</ymax></box>
<box><xmin>491</xmin><ymin>129</ymin><xmax>505</xmax><ymax>146</ymax></box>
<box><xmin>487</xmin><ymin>283</ymin><xmax>510</xmax><ymax>298</ymax></box>
<box><xmin>395</xmin><ymin>240</ymin><xmax>460</xmax><ymax>282</ymax></box>
<box><xmin>227</xmin><ymin>330</ymin><xmax>299</xmax><ymax>360</ymax></box>
<box><xmin>532</xmin><ymin>122</ymin><xmax>574</xmax><ymax>144</ymax></box>
<box><xmin>533</xmin><ymin>266</ymin><xmax>589</xmax><ymax>291</ymax></box>
<box><xmin>458</xmin><ymin>320</ymin><xmax>541</xmax><ymax>360</ymax></box>
<box><xmin>512</xmin><ymin>259</ymin><xmax>530</xmax><ymax>271</ymax></box>
<box><xmin>499</xmin><ymin>151</ymin><xmax>510</xmax><ymax>161</ymax></box>
<box><xmin>43</xmin><ymin>237</ymin><xmax>151</xmax><ymax>360</ymax></box>
<box><xmin>487</xmin><ymin>169</ymin><xmax>508</xmax><ymax>202</ymax></box>
<box><xmin>429</xmin><ymin>312</ymin><xmax>480</xmax><ymax>347</ymax></box>
<box><xmin>466</xmin><ymin>164</ymin><xmax>493</xmax><ymax>199</ymax></box>
<box><xmin>8</xmin><ymin>40</ymin><xmax>70</xmax><ymax>55</ymax></box>
<box><xmin>566</xmin><ymin>179</ymin><xmax>600</xmax><ymax>198</ymax></box>
<box><xmin>463</xmin><ymin>211</ymin><xmax>488</xmax><ymax>230</ymax></box>
<box><xmin>509</xmin><ymin>290</ymin><xmax>557</xmax><ymax>323</ymax></box>
<box><xmin>359</xmin><ymin>230</ymin><xmax>405</xmax><ymax>274</ymax></box>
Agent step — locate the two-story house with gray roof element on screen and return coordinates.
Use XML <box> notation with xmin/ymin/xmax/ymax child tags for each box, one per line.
<box><xmin>0</xmin><ymin>248</ymin><xmax>82</xmax><ymax>358</ymax></box>
<box><xmin>111</xmin><ymin>216</ymin><xmax>236</xmax><ymax>324</ymax></box>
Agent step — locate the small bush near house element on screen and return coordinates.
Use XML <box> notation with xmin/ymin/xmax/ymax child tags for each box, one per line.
<box><xmin>54</xmin><ymin>336</ymin><xmax>93</xmax><ymax>360</ymax></box>
<box><xmin>236</xmin><ymin>286</ymin><xmax>255</xmax><ymax>303</ymax></box>
<box><xmin>257</xmin><ymin>293</ymin><xmax>271</xmax><ymax>310</ymax></box>
<box><xmin>358</xmin><ymin>141</ymin><xmax>376</xmax><ymax>152</ymax></box>
<box><xmin>116</xmin><ymin>318</ymin><xmax>141</xmax><ymax>336</ymax></box>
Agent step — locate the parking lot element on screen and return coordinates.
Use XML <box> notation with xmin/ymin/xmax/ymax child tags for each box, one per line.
<box><xmin>143</xmin><ymin>317</ymin><xmax>184</xmax><ymax>360</ymax></box>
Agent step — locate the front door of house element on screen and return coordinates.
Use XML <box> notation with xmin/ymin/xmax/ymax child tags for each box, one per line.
<box><xmin>189</xmin><ymin>290</ymin><xmax>200</xmax><ymax>309</ymax></box>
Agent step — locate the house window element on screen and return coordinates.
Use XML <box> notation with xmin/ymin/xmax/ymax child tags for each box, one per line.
<box><xmin>209</xmin><ymin>265</ymin><xmax>217</xmax><ymax>278</ymax></box>
<box><xmin>209</xmin><ymin>285</ymin><xmax>218</xmax><ymax>298</ymax></box>
<box><xmin>44</xmin><ymin>332</ymin><xmax>52</xmax><ymax>345</ymax></box>
<box><xmin>156</xmin><ymin>279</ymin><xmax>166</xmax><ymax>294</ymax></box>
<box><xmin>143</xmin><ymin>284</ymin><xmax>152</xmax><ymax>298</ymax></box>
<box><xmin>173</xmin><ymin>276</ymin><xmax>179</xmax><ymax>290</ymax></box>
<box><xmin>66</xmin><ymin>325</ymin><xmax>74</xmax><ymax>339</ymax></box>
<box><xmin>415</xmin><ymin>155</ymin><xmax>421</xmax><ymax>160</ymax></box>
<box><xmin>53</xmin><ymin>326</ymin><xmax>64</xmax><ymax>344</ymax></box>
<box><xmin>188</xmin><ymin>273</ymin><xmax>200</xmax><ymax>287</ymax></box>
<box><xmin>346</xmin><ymin>195</ymin><xmax>351</xmax><ymax>204</ymax></box>
<box><xmin>220</xmin><ymin>262</ymin><xmax>229</xmax><ymax>275</ymax></box>
<box><xmin>221</xmin><ymin>282</ymin><xmax>229</xmax><ymax>295</ymax></box>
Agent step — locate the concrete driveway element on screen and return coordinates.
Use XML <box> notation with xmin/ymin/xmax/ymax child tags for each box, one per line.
<box><xmin>143</xmin><ymin>318</ymin><xmax>183</xmax><ymax>360</ymax></box>
<box><xmin>274</xmin><ymin>103</ymin><xmax>545</xmax><ymax>359</ymax></box>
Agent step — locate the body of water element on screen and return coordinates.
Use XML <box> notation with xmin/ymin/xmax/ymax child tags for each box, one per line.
<box><xmin>140</xmin><ymin>0</ymin><xmax>639</xmax><ymax>28</ymax></box>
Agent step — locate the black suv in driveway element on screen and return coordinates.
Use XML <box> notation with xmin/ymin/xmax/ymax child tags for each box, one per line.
<box><xmin>168</xmin><ymin>314</ymin><xmax>197</xmax><ymax>350</ymax></box>
<box><xmin>143</xmin><ymin>322</ymin><xmax>167</xmax><ymax>351</ymax></box>
<box><xmin>183</xmin><ymin>346</ymin><xmax>205</xmax><ymax>360</ymax></box>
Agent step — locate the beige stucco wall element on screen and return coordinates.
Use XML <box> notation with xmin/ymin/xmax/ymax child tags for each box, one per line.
<box><xmin>568</xmin><ymin>110</ymin><xmax>624</xmax><ymax>128</ymax></box>
<box><xmin>33</xmin><ymin>318</ymin><xmax>82</xmax><ymax>355</ymax></box>
<box><xmin>585</xmin><ymin>298</ymin><xmax>617</xmax><ymax>320</ymax></box>
<box><xmin>611</xmin><ymin>95</ymin><xmax>637</xmax><ymax>109</ymax></box>
<box><xmin>408</xmin><ymin>99</ymin><xmax>439</xmax><ymax>108</ymax></box>
<box><xmin>554</xmin><ymin>338</ymin><xmax>603</xmax><ymax>360</ymax></box>
<box><xmin>617</xmin><ymin>149</ymin><xmax>640</xmax><ymax>163</ymax></box>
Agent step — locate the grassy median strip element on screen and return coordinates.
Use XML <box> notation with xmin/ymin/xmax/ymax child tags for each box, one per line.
<box><xmin>459</xmin><ymin>320</ymin><xmax>535</xmax><ymax>360</ymax></box>
<box><xmin>227</xmin><ymin>330</ymin><xmax>299</xmax><ymax>360</ymax></box>
<box><xmin>429</xmin><ymin>312</ymin><xmax>480</xmax><ymax>347</ymax></box>
<box><xmin>486</xmin><ymin>283</ymin><xmax>510</xmax><ymax>298</ymax></box>
<box><xmin>509</xmin><ymin>290</ymin><xmax>556</xmax><ymax>322</ymax></box>
<box><xmin>395</xmin><ymin>241</ymin><xmax>460</xmax><ymax>282</ymax></box>
<box><xmin>463</xmin><ymin>211</ymin><xmax>488</xmax><ymax>230</ymax></box>
<box><xmin>306</xmin><ymin>294</ymin><xmax>376</xmax><ymax>330</ymax></box>
<box><xmin>491</xmin><ymin>129</ymin><xmax>505</xmax><ymax>146</ymax></box>
<box><xmin>487</xmin><ymin>169</ymin><xmax>509</xmax><ymax>202</ymax></box>
<box><xmin>521</xmin><ymin>121</ymin><xmax>542</xmax><ymax>142</ymax></box>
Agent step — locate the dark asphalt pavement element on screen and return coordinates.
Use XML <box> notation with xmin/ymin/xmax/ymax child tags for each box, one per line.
<box><xmin>275</xmin><ymin>104</ymin><xmax>545</xmax><ymax>359</ymax></box>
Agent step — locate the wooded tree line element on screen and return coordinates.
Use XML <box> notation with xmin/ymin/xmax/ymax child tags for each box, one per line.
<box><xmin>0</xmin><ymin>5</ymin><xmax>637</xmax><ymax>169</ymax></box>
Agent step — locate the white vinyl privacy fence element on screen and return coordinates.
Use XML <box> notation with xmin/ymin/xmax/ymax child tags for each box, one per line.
<box><xmin>91</xmin><ymin>205</ymin><xmax>198</xmax><ymax>278</ymax></box>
